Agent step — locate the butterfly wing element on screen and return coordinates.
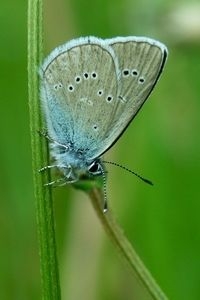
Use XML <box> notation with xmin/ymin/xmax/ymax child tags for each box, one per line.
<box><xmin>40</xmin><ymin>37</ymin><xmax>120</xmax><ymax>157</ymax></box>
<box><xmin>40</xmin><ymin>36</ymin><xmax>167</xmax><ymax>162</ymax></box>
<box><xmin>89</xmin><ymin>36</ymin><xmax>168</xmax><ymax>159</ymax></box>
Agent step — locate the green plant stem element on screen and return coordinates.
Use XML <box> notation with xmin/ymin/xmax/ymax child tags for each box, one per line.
<box><xmin>88</xmin><ymin>188</ymin><xmax>169</xmax><ymax>300</ymax></box>
<box><xmin>27</xmin><ymin>0</ymin><xmax>61</xmax><ymax>299</ymax></box>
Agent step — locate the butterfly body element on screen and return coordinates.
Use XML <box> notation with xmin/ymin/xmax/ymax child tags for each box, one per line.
<box><xmin>40</xmin><ymin>36</ymin><xmax>168</xmax><ymax>184</ymax></box>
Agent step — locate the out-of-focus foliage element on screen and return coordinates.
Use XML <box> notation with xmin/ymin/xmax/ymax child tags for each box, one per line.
<box><xmin>0</xmin><ymin>0</ymin><xmax>200</xmax><ymax>299</ymax></box>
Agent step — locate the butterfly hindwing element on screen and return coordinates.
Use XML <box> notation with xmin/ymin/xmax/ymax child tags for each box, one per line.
<box><xmin>90</xmin><ymin>37</ymin><xmax>167</xmax><ymax>158</ymax></box>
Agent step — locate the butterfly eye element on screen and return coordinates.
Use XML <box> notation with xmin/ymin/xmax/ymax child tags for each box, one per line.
<box><xmin>88</xmin><ymin>161</ymin><xmax>102</xmax><ymax>175</ymax></box>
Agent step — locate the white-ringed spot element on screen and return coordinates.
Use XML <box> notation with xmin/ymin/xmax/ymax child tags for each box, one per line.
<box><xmin>53</xmin><ymin>82</ymin><xmax>64</xmax><ymax>90</ymax></box>
<box><xmin>132</xmin><ymin>69</ymin><xmax>138</xmax><ymax>77</ymax></box>
<box><xmin>122</xmin><ymin>69</ymin><xmax>130</xmax><ymax>77</ymax></box>
<box><xmin>91</xmin><ymin>72</ymin><xmax>97</xmax><ymax>79</ymax></box>
<box><xmin>80</xmin><ymin>98</ymin><xmax>93</xmax><ymax>106</ymax></box>
<box><xmin>68</xmin><ymin>84</ymin><xmax>74</xmax><ymax>92</ymax></box>
<box><xmin>75</xmin><ymin>76</ymin><xmax>81</xmax><ymax>83</ymax></box>
<box><xmin>93</xmin><ymin>124</ymin><xmax>98</xmax><ymax>131</ymax></box>
<box><xmin>106</xmin><ymin>95</ymin><xmax>113</xmax><ymax>103</ymax></box>
<box><xmin>97</xmin><ymin>90</ymin><xmax>103</xmax><ymax>96</ymax></box>
<box><xmin>138</xmin><ymin>77</ymin><xmax>145</xmax><ymax>84</ymax></box>
<box><xmin>83</xmin><ymin>72</ymin><xmax>89</xmax><ymax>79</ymax></box>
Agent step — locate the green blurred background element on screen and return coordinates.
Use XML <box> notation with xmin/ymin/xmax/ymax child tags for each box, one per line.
<box><xmin>1</xmin><ymin>0</ymin><xmax>200</xmax><ymax>299</ymax></box>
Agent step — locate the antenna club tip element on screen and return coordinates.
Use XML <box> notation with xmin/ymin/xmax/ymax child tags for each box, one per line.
<box><xmin>144</xmin><ymin>179</ymin><xmax>154</xmax><ymax>186</ymax></box>
<box><xmin>103</xmin><ymin>203</ymin><xmax>108</xmax><ymax>213</ymax></box>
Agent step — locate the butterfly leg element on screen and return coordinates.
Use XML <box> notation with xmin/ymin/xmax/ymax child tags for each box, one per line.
<box><xmin>55</xmin><ymin>177</ymin><xmax>77</xmax><ymax>186</ymax></box>
<box><xmin>39</xmin><ymin>165</ymin><xmax>59</xmax><ymax>172</ymax></box>
<box><xmin>43</xmin><ymin>174</ymin><xmax>77</xmax><ymax>187</ymax></box>
<box><xmin>38</xmin><ymin>129</ymin><xmax>51</xmax><ymax>140</ymax></box>
<box><xmin>39</xmin><ymin>165</ymin><xmax>60</xmax><ymax>186</ymax></box>
<box><xmin>39</xmin><ymin>129</ymin><xmax>70</xmax><ymax>151</ymax></box>
<box><xmin>44</xmin><ymin>178</ymin><xmax>61</xmax><ymax>186</ymax></box>
<box><xmin>39</xmin><ymin>164</ymin><xmax>77</xmax><ymax>186</ymax></box>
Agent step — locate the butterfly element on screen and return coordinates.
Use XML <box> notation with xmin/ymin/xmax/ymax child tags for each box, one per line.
<box><xmin>39</xmin><ymin>36</ymin><xmax>168</xmax><ymax>210</ymax></box>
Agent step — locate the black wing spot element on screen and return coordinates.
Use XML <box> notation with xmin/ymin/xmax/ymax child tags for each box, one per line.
<box><xmin>68</xmin><ymin>84</ymin><xmax>74</xmax><ymax>92</ymax></box>
<box><xmin>106</xmin><ymin>95</ymin><xmax>113</xmax><ymax>102</ymax></box>
<box><xmin>138</xmin><ymin>77</ymin><xmax>145</xmax><ymax>84</ymax></box>
<box><xmin>83</xmin><ymin>72</ymin><xmax>89</xmax><ymax>79</ymax></box>
<box><xmin>122</xmin><ymin>69</ymin><xmax>130</xmax><ymax>77</ymax></box>
<box><xmin>93</xmin><ymin>124</ymin><xmax>98</xmax><ymax>131</ymax></box>
<box><xmin>91</xmin><ymin>72</ymin><xmax>97</xmax><ymax>79</ymax></box>
<box><xmin>97</xmin><ymin>90</ymin><xmax>103</xmax><ymax>96</ymax></box>
<box><xmin>75</xmin><ymin>76</ymin><xmax>81</xmax><ymax>83</ymax></box>
<box><xmin>132</xmin><ymin>69</ymin><xmax>138</xmax><ymax>77</ymax></box>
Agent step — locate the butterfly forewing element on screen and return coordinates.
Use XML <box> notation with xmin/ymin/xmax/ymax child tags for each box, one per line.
<box><xmin>41</xmin><ymin>40</ymin><xmax>120</xmax><ymax>155</ymax></box>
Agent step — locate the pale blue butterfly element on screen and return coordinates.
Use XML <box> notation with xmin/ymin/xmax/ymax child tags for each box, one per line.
<box><xmin>39</xmin><ymin>36</ymin><xmax>168</xmax><ymax>210</ymax></box>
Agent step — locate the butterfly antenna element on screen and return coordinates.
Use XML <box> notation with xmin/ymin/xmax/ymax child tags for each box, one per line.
<box><xmin>99</xmin><ymin>163</ymin><xmax>108</xmax><ymax>213</ymax></box>
<box><xmin>102</xmin><ymin>160</ymin><xmax>153</xmax><ymax>186</ymax></box>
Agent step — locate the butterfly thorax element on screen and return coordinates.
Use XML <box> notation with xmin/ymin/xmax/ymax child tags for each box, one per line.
<box><xmin>50</xmin><ymin>141</ymin><xmax>102</xmax><ymax>182</ymax></box>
